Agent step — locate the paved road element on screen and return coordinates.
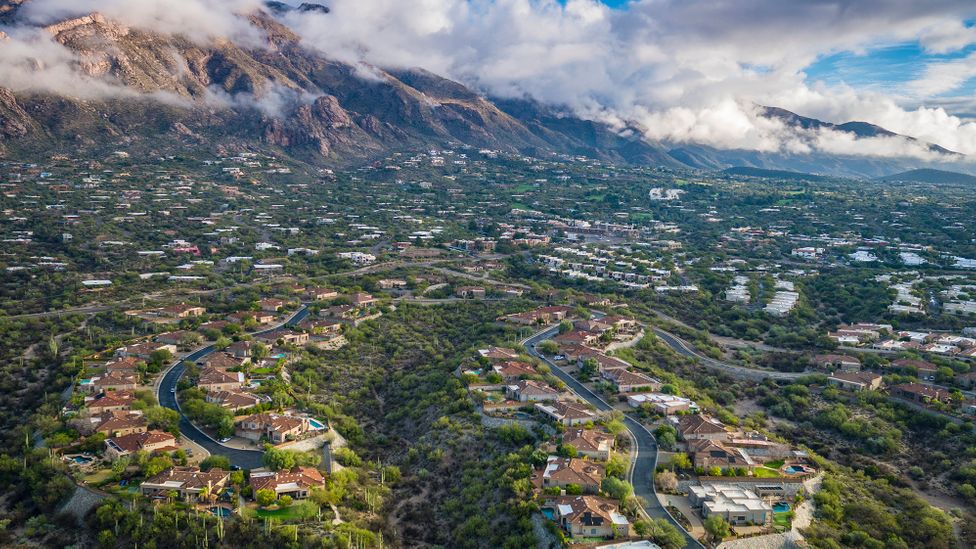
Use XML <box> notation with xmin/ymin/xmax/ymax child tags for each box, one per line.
<box><xmin>157</xmin><ymin>306</ymin><xmax>311</xmax><ymax>469</ymax></box>
<box><xmin>651</xmin><ymin>327</ymin><xmax>804</xmax><ymax>382</ymax></box>
<box><xmin>523</xmin><ymin>325</ymin><xmax>703</xmax><ymax>549</ymax></box>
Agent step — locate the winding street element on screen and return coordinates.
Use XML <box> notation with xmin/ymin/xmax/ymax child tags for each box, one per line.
<box><xmin>156</xmin><ymin>305</ymin><xmax>311</xmax><ymax>469</ymax></box>
<box><xmin>523</xmin><ymin>325</ymin><xmax>704</xmax><ymax>549</ymax></box>
<box><xmin>650</xmin><ymin>327</ymin><xmax>805</xmax><ymax>382</ymax></box>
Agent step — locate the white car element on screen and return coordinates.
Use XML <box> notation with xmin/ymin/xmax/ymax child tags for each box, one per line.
<box><xmin>553</xmin><ymin>355</ymin><xmax>565</xmax><ymax>361</ymax></box>
<box><xmin>219</xmin><ymin>437</ymin><xmax>231</xmax><ymax>443</ymax></box>
<box><xmin>170</xmin><ymin>387</ymin><xmax>176</xmax><ymax>393</ymax></box>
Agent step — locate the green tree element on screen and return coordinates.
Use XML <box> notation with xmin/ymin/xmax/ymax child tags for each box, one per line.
<box><xmin>200</xmin><ymin>455</ymin><xmax>231</xmax><ymax>471</ymax></box>
<box><xmin>704</xmin><ymin>514</ymin><xmax>730</xmax><ymax>542</ymax></box>
<box><xmin>255</xmin><ymin>488</ymin><xmax>276</xmax><ymax>507</ymax></box>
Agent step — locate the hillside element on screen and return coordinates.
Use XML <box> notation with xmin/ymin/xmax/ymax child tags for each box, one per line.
<box><xmin>876</xmin><ymin>168</ymin><xmax>976</xmax><ymax>185</ymax></box>
<box><xmin>721</xmin><ymin>166</ymin><xmax>831</xmax><ymax>182</ymax></box>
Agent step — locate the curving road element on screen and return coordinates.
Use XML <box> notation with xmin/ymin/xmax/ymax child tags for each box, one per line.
<box><xmin>651</xmin><ymin>327</ymin><xmax>804</xmax><ymax>382</ymax></box>
<box><xmin>157</xmin><ymin>305</ymin><xmax>311</xmax><ymax>469</ymax></box>
<box><xmin>523</xmin><ymin>325</ymin><xmax>704</xmax><ymax>549</ymax></box>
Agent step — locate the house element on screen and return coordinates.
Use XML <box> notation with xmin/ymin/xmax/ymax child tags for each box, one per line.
<box><xmin>688</xmin><ymin>484</ymin><xmax>771</xmax><ymax>526</ymax></box>
<box><xmin>678</xmin><ymin>415</ymin><xmax>728</xmax><ymax>441</ymax></box>
<box><xmin>226</xmin><ymin>340</ymin><xmax>254</xmax><ymax>358</ymax></box>
<box><xmin>197</xmin><ymin>351</ymin><xmax>247</xmax><ymax>371</ymax></box>
<box><xmin>541</xmin><ymin>456</ymin><xmax>605</xmax><ymax>493</ymax></box>
<box><xmin>478</xmin><ymin>347</ymin><xmax>520</xmax><ymax>362</ymax></box>
<box><xmin>156</xmin><ymin>331</ymin><xmax>195</xmax><ymax>348</ymax></box>
<box><xmin>689</xmin><ymin>439</ymin><xmax>755</xmax><ymax>472</ymax></box>
<box><xmin>86</xmin><ymin>391</ymin><xmax>136</xmax><ymax>414</ymax></box>
<box><xmin>106</xmin><ymin>430</ymin><xmax>177</xmax><ymax>460</ymax></box>
<box><xmin>828</xmin><ymin>371</ymin><xmax>883</xmax><ymax>391</ymax></box>
<box><xmin>552</xmin><ymin>495</ymin><xmax>630</xmax><ymax>538</ymax></box>
<box><xmin>235</xmin><ymin>412</ymin><xmax>310</xmax><ymax>444</ymax></box>
<box><xmin>248</xmin><ymin>466</ymin><xmax>326</xmax><ymax>499</ymax></box>
<box><xmin>501</xmin><ymin>306</ymin><xmax>572</xmax><ymax>325</ymax></box>
<box><xmin>890</xmin><ymin>383</ymin><xmax>953</xmax><ymax>405</ymax></box>
<box><xmin>104</xmin><ymin>356</ymin><xmax>145</xmax><ymax>373</ymax></box>
<box><xmin>197</xmin><ymin>367</ymin><xmax>244</xmax><ymax>393</ymax></box>
<box><xmin>259</xmin><ymin>298</ymin><xmax>287</xmax><ymax>313</ymax></box>
<box><xmin>378</xmin><ymin>279</ymin><xmax>408</xmax><ymax>290</ymax></box>
<box><xmin>95</xmin><ymin>412</ymin><xmax>148</xmax><ymax>437</ymax></box>
<box><xmin>553</xmin><ymin>330</ymin><xmax>600</xmax><ymax>347</ymax></box>
<box><xmin>506</xmin><ymin>379</ymin><xmax>560</xmax><ymax>402</ymax></box>
<box><xmin>455</xmin><ymin>286</ymin><xmax>486</xmax><ymax>299</ymax></box>
<box><xmin>306</xmin><ymin>287</ymin><xmax>338</xmax><ymax>301</ymax></box>
<box><xmin>813</xmin><ymin>354</ymin><xmax>862</xmax><ymax>372</ymax></box>
<box><xmin>205</xmin><ymin>390</ymin><xmax>264</xmax><ymax>412</ymax></box>
<box><xmin>626</xmin><ymin>393</ymin><xmax>697</xmax><ymax>414</ymax></box>
<box><xmin>536</xmin><ymin>401</ymin><xmax>598</xmax><ymax>426</ymax></box>
<box><xmin>159</xmin><ymin>303</ymin><xmax>206</xmax><ymax>318</ymax></box>
<box><xmin>92</xmin><ymin>371</ymin><xmax>140</xmax><ymax>393</ymax></box>
<box><xmin>255</xmin><ymin>329</ymin><xmax>309</xmax><ymax>347</ymax></box>
<box><xmin>116</xmin><ymin>341</ymin><xmax>177</xmax><ymax>360</ymax></box>
<box><xmin>140</xmin><ymin>467</ymin><xmax>230</xmax><ymax>502</ymax></box>
<box><xmin>350</xmin><ymin>293</ymin><xmax>376</xmax><ymax>307</ymax></box>
<box><xmin>601</xmin><ymin>369</ymin><xmax>660</xmax><ymax>393</ymax></box>
<box><xmin>226</xmin><ymin>311</ymin><xmax>276</xmax><ymax>325</ymax></box>
<box><xmin>491</xmin><ymin>360</ymin><xmax>537</xmax><ymax>381</ymax></box>
<box><xmin>562</xmin><ymin>429</ymin><xmax>614</xmax><ymax>460</ymax></box>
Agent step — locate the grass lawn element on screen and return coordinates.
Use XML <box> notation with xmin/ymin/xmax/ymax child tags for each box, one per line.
<box><xmin>773</xmin><ymin>512</ymin><xmax>792</xmax><ymax>530</ymax></box>
<box><xmin>514</xmin><ymin>183</ymin><xmax>535</xmax><ymax>193</ymax></box>
<box><xmin>247</xmin><ymin>501</ymin><xmax>318</xmax><ymax>522</ymax></box>
<box><xmin>250</xmin><ymin>367</ymin><xmax>276</xmax><ymax>375</ymax></box>
<box><xmin>83</xmin><ymin>469</ymin><xmax>114</xmax><ymax>486</ymax></box>
<box><xmin>763</xmin><ymin>460</ymin><xmax>785</xmax><ymax>469</ymax></box>
<box><xmin>510</xmin><ymin>202</ymin><xmax>529</xmax><ymax>210</ymax></box>
<box><xmin>754</xmin><ymin>467</ymin><xmax>783</xmax><ymax>478</ymax></box>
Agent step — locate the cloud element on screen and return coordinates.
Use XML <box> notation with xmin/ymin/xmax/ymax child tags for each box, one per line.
<box><xmin>6</xmin><ymin>0</ymin><xmax>976</xmax><ymax>159</ymax></box>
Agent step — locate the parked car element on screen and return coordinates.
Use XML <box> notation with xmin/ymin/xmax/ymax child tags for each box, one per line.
<box><xmin>219</xmin><ymin>437</ymin><xmax>231</xmax><ymax>443</ymax></box>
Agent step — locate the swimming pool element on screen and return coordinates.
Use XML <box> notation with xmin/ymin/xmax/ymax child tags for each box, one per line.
<box><xmin>541</xmin><ymin>508</ymin><xmax>555</xmax><ymax>520</ymax></box>
<box><xmin>72</xmin><ymin>456</ymin><xmax>93</xmax><ymax>464</ymax></box>
<box><xmin>773</xmin><ymin>502</ymin><xmax>790</xmax><ymax>513</ymax></box>
<box><xmin>308</xmin><ymin>418</ymin><xmax>326</xmax><ymax>430</ymax></box>
<box><xmin>785</xmin><ymin>465</ymin><xmax>805</xmax><ymax>474</ymax></box>
<box><xmin>209</xmin><ymin>507</ymin><xmax>231</xmax><ymax>518</ymax></box>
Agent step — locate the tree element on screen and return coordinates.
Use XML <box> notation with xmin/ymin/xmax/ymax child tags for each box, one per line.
<box><xmin>565</xmin><ymin>483</ymin><xmax>584</xmax><ymax>495</ymax></box>
<box><xmin>255</xmin><ymin>488</ymin><xmax>276</xmax><ymax>507</ymax></box>
<box><xmin>655</xmin><ymin>470</ymin><xmax>678</xmax><ymax>493</ymax></box>
<box><xmin>579</xmin><ymin>358</ymin><xmax>598</xmax><ymax>379</ymax></box>
<box><xmin>704</xmin><ymin>514</ymin><xmax>730</xmax><ymax>542</ymax></box>
<box><xmin>670</xmin><ymin>453</ymin><xmax>692</xmax><ymax>470</ymax></box>
<box><xmin>278</xmin><ymin>495</ymin><xmax>293</xmax><ymax>508</ymax></box>
<box><xmin>601</xmin><ymin>477</ymin><xmax>634</xmax><ymax>500</ymax></box>
<box><xmin>538</xmin><ymin>340</ymin><xmax>559</xmax><ymax>355</ymax></box>
<box><xmin>200</xmin><ymin>455</ymin><xmax>231</xmax><ymax>471</ymax></box>
<box><xmin>143</xmin><ymin>455</ymin><xmax>173</xmax><ymax>478</ymax></box>
<box><xmin>605</xmin><ymin>455</ymin><xmax>628</xmax><ymax>479</ymax></box>
<box><xmin>145</xmin><ymin>406</ymin><xmax>180</xmax><ymax>433</ymax></box>
<box><xmin>558</xmin><ymin>320</ymin><xmax>573</xmax><ymax>334</ymax></box>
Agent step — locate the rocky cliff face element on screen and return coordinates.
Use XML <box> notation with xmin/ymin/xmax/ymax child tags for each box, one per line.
<box><xmin>0</xmin><ymin>6</ymin><xmax>679</xmax><ymax>166</ymax></box>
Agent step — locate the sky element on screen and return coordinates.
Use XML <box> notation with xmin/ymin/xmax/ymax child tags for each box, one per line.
<box><xmin>7</xmin><ymin>0</ymin><xmax>976</xmax><ymax>160</ymax></box>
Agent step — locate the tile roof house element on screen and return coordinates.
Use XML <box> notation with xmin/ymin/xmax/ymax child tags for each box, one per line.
<box><xmin>813</xmin><ymin>354</ymin><xmax>862</xmax><ymax>372</ymax></box>
<box><xmin>197</xmin><ymin>367</ymin><xmax>245</xmax><ymax>393</ymax></box>
<box><xmin>158</xmin><ymin>304</ymin><xmax>206</xmax><ymax>318</ymax></box>
<box><xmin>601</xmin><ymin>368</ymin><xmax>660</xmax><ymax>393</ymax></box>
<box><xmin>890</xmin><ymin>383</ymin><xmax>953</xmax><ymax>405</ymax></box>
<box><xmin>535</xmin><ymin>400</ymin><xmax>598</xmax><ymax>426</ymax></box>
<box><xmin>91</xmin><ymin>371</ymin><xmax>140</xmax><ymax>393</ymax></box>
<box><xmin>689</xmin><ymin>439</ymin><xmax>755</xmax><ymax>472</ymax></box>
<box><xmin>104</xmin><ymin>356</ymin><xmax>145</xmax><ymax>373</ymax></box>
<box><xmin>196</xmin><ymin>352</ymin><xmax>246</xmax><ymax>371</ymax></box>
<box><xmin>478</xmin><ymin>347</ymin><xmax>521</xmax><ymax>361</ymax></box>
<box><xmin>205</xmin><ymin>390</ymin><xmax>264</xmax><ymax>412</ymax></box>
<box><xmin>828</xmin><ymin>371</ymin><xmax>883</xmax><ymax>391</ymax></box>
<box><xmin>305</xmin><ymin>287</ymin><xmax>338</xmax><ymax>301</ymax></box>
<box><xmin>562</xmin><ymin>429</ymin><xmax>615</xmax><ymax>460</ymax></box>
<box><xmin>95</xmin><ymin>412</ymin><xmax>148</xmax><ymax>437</ymax></box>
<box><xmin>506</xmin><ymin>379</ymin><xmax>560</xmax><ymax>402</ymax></box>
<box><xmin>540</xmin><ymin>456</ymin><xmax>605</xmax><ymax>493</ymax></box>
<box><xmin>106</xmin><ymin>430</ymin><xmax>177</xmax><ymax>460</ymax></box>
<box><xmin>259</xmin><ymin>298</ymin><xmax>287</xmax><ymax>312</ymax></box>
<box><xmin>891</xmin><ymin>358</ymin><xmax>939</xmax><ymax>373</ymax></box>
<box><xmin>140</xmin><ymin>466</ymin><xmax>230</xmax><ymax>502</ymax></box>
<box><xmin>235</xmin><ymin>412</ymin><xmax>310</xmax><ymax>444</ymax></box>
<box><xmin>116</xmin><ymin>341</ymin><xmax>177</xmax><ymax>360</ymax></box>
<box><xmin>552</xmin><ymin>495</ymin><xmax>631</xmax><ymax>539</ymax></box>
<box><xmin>248</xmin><ymin>466</ymin><xmax>326</xmax><ymax>499</ymax></box>
<box><xmin>86</xmin><ymin>391</ymin><xmax>137</xmax><ymax>414</ymax></box>
<box><xmin>491</xmin><ymin>360</ymin><xmax>538</xmax><ymax>381</ymax></box>
<box><xmin>678</xmin><ymin>415</ymin><xmax>728</xmax><ymax>441</ymax></box>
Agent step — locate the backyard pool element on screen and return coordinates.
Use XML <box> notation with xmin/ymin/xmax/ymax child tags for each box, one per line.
<box><xmin>209</xmin><ymin>507</ymin><xmax>231</xmax><ymax>518</ymax></box>
<box><xmin>784</xmin><ymin>465</ymin><xmax>805</xmax><ymax>474</ymax></box>
<box><xmin>773</xmin><ymin>502</ymin><xmax>790</xmax><ymax>513</ymax></box>
<box><xmin>541</xmin><ymin>508</ymin><xmax>555</xmax><ymax>520</ymax></box>
<box><xmin>72</xmin><ymin>455</ymin><xmax>94</xmax><ymax>465</ymax></box>
<box><xmin>308</xmin><ymin>418</ymin><xmax>326</xmax><ymax>430</ymax></box>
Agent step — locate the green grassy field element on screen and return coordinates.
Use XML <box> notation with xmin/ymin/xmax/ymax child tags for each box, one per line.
<box><xmin>246</xmin><ymin>501</ymin><xmax>319</xmax><ymax>522</ymax></box>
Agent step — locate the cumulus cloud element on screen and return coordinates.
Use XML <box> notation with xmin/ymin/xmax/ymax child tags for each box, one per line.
<box><xmin>5</xmin><ymin>0</ymin><xmax>976</xmax><ymax>159</ymax></box>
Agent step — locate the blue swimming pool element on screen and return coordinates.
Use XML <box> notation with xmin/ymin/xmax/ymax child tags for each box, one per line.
<box><xmin>541</xmin><ymin>508</ymin><xmax>555</xmax><ymax>520</ymax></box>
<box><xmin>72</xmin><ymin>456</ymin><xmax>93</xmax><ymax>464</ymax></box>
<box><xmin>209</xmin><ymin>507</ymin><xmax>231</xmax><ymax>518</ymax></box>
<box><xmin>773</xmin><ymin>502</ymin><xmax>790</xmax><ymax>513</ymax></box>
<box><xmin>308</xmin><ymin>418</ymin><xmax>325</xmax><ymax>430</ymax></box>
<box><xmin>785</xmin><ymin>465</ymin><xmax>805</xmax><ymax>474</ymax></box>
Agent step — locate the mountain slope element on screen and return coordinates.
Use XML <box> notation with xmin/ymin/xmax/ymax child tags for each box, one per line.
<box><xmin>876</xmin><ymin>168</ymin><xmax>976</xmax><ymax>185</ymax></box>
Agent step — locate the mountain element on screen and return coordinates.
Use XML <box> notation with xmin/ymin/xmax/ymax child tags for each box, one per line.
<box><xmin>876</xmin><ymin>168</ymin><xmax>976</xmax><ymax>185</ymax></box>
<box><xmin>0</xmin><ymin>4</ymin><xmax>970</xmax><ymax>178</ymax></box>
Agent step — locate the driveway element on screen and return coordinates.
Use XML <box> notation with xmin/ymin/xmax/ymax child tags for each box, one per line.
<box><xmin>156</xmin><ymin>306</ymin><xmax>311</xmax><ymax>469</ymax></box>
<box><xmin>523</xmin><ymin>324</ymin><xmax>703</xmax><ymax>549</ymax></box>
